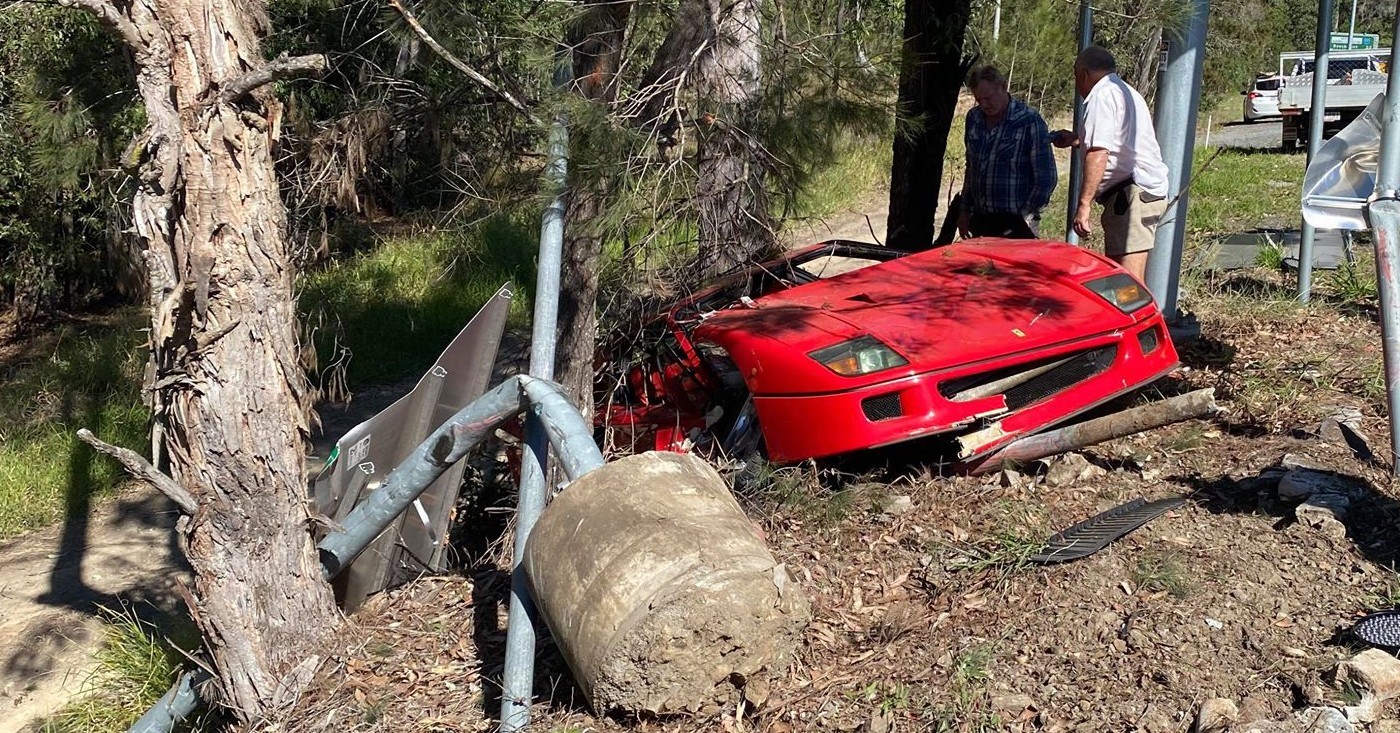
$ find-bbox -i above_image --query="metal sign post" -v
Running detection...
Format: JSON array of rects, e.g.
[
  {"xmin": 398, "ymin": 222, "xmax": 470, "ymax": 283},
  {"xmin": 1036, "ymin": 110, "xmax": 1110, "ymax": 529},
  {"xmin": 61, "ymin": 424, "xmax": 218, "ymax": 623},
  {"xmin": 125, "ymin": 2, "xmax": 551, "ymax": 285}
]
[
  {"xmin": 1366, "ymin": 18, "xmax": 1400, "ymax": 473},
  {"xmin": 1065, "ymin": 0, "xmax": 1092, "ymax": 245},
  {"xmin": 1298, "ymin": 0, "xmax": 1337, "ymax": 302},
  {"xmin": 1146, "ymin": 0, "xmax": 1209, "ymax": 321}
]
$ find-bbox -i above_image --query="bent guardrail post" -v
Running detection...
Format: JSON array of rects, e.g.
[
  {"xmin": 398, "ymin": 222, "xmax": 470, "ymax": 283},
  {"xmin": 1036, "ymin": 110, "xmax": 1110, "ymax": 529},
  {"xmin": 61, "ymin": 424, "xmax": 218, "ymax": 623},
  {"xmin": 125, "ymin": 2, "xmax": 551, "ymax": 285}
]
[
  {"xmin": 126, "ymin": 376, "xmax": 601, "ymax": 733},
  {"xmin": 1367, "ymin": 30, "xmax": 1400, "ymax": 474},
  {"xmin": 317, "ymin": 375, "xmax": 603, "ymax": 579},
  {"xmin": 127, "ymin": 670, "xmax": 207, "ymax": 733},
  {"xmin": 501, "ymin": 52, "xmax": 572, "ymax": 732}
]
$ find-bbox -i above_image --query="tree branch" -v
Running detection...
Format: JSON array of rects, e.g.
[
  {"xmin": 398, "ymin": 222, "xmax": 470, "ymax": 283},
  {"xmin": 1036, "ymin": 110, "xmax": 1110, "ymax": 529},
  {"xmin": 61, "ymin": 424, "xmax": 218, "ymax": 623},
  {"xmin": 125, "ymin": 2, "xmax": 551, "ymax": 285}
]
[
  {"xmin": 55, "ymin": 0, "xmax": 145, "ymax": 52},
  {"xmin": 386, "ymin": 0, "xmax": 543, "ymax": 127},
  {"xmin": 77, "ymin": 428, "xmax": 199, "ymax": 513},
  {"xmin": 221, "ymin": 53, "xmax": 328, "ymax": 103}
]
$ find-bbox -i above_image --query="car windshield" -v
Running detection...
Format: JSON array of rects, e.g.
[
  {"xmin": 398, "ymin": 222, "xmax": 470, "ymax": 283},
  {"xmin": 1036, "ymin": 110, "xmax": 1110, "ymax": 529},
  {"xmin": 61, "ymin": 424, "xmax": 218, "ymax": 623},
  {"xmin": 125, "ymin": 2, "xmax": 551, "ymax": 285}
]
[{"xmin": 1254, "ymin": 78, "xmax": 1280, "ymax": 91}]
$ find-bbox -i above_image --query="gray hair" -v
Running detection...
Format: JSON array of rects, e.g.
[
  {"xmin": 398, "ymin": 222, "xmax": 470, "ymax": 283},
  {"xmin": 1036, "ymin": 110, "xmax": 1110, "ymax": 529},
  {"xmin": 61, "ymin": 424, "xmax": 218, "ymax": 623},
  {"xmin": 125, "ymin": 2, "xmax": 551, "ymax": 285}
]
[
  {"xmin": 1076, "ymin": 45, "xmax": 1117, "ymax": 73},
  {"xmin": 965, "ymin": 65, "xmax": 1007, "ymax": 89}
]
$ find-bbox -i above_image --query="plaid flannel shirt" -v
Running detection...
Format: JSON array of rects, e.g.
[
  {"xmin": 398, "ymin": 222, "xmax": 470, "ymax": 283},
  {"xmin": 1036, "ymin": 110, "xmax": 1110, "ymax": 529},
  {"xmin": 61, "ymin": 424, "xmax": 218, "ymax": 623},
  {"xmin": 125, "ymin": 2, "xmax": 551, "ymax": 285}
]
[{"xmin": 963, "ymin": 98, "xmax": 1057, "ymax": 217}]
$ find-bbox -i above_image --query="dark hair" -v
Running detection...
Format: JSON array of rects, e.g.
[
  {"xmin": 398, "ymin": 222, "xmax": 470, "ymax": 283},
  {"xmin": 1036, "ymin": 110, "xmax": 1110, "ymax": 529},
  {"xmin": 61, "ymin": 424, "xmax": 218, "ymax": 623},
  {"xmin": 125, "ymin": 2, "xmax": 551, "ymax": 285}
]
[
  {"xmin": 965, "ymin": 65, "xmax": 1007, "ymax": 88},
  {"xmin": 1076, "ymin": 45, "xmax": 1117, "ymax": 73}
]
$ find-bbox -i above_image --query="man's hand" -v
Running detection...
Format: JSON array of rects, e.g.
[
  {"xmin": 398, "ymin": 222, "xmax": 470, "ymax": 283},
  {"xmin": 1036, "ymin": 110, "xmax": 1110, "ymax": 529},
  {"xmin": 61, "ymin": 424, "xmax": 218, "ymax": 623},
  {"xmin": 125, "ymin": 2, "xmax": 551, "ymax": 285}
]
[
  {"xmin": 1051, "ymin": 130, "xmax": 1079, "ymax": 149},
  {"xmin": 957, "ymin": 209, "xmax": 971, "ymax": 240},
  {"xmin": 1073, "ymin": 207, "xmax": 1093, "ymax": 238}
]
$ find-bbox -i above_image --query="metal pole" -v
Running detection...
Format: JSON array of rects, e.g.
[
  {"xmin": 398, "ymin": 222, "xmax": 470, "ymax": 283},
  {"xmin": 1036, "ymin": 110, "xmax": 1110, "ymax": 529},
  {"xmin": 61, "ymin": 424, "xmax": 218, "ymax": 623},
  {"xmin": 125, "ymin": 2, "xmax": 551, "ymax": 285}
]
[
  {"xmin": 1346, "ymin": 0, "xmax": 1357, "ymax": 49},
  {"xmin": 1145, "ymin": 0, "xmax": 1209, "ymax": 320},
  {"xmin": 1065, "ymin": 0, "xmax": 1092, "ymax": 244},
  {"xmin": 500, "ymin": 55, "xmax": 571, "ymax": 732},
  {"xmin": 1298, "ymin": 0, "xmax": 1336, "ymax": 302},
  {"xmin": 1365, "ymin": 23, "xmax": 1400, "ymax": 474}
]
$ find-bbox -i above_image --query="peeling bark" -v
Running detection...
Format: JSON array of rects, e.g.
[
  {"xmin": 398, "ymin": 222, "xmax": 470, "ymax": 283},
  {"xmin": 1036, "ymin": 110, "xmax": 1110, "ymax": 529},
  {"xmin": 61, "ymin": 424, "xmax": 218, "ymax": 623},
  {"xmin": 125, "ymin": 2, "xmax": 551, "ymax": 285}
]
[
  {"xmin": 63, "ymin": 0, "xmax": 338, "ymax": 722},
  {"xmin": 692, "ymin": 0, "xmax": 777, "ymax": 276}
]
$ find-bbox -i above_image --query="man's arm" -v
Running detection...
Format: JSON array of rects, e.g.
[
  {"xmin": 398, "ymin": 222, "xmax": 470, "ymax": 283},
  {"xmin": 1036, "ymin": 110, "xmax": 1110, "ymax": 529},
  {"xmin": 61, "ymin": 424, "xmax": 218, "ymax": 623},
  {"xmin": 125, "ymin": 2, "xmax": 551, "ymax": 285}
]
[
  {"xmin": 1073, "ymin": 147, "xmax": 1109, "ymax": 238},
  {"xmin": 1026, "ymin": 116, "xmax": 1057, "ymax": 213}
]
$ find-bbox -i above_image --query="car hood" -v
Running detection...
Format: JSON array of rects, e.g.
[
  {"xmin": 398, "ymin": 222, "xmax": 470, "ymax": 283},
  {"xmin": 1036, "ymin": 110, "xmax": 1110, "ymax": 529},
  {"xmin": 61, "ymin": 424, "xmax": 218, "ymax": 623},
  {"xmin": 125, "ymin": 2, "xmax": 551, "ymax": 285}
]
[{"xmin": 694, "ymin": 240, "xmax": 1150, "ymax": 395}]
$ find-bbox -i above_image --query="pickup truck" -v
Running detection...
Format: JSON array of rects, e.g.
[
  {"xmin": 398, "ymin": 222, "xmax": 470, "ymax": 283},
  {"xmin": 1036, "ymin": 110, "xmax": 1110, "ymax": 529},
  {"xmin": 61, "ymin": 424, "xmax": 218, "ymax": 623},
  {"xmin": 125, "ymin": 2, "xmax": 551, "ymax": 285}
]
[{"xmin": 1277, "ymin": 49, "xmax": 1389, "ymax": 149}]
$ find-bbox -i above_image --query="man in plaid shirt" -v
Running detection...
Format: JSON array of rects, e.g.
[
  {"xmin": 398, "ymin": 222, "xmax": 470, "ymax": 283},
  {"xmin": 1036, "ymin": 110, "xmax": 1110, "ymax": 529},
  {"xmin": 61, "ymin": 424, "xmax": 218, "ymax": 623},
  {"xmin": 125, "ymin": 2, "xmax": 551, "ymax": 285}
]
[{"xmin": 957, "ymin": 65, "xmax": 1058, "ymax": 239}]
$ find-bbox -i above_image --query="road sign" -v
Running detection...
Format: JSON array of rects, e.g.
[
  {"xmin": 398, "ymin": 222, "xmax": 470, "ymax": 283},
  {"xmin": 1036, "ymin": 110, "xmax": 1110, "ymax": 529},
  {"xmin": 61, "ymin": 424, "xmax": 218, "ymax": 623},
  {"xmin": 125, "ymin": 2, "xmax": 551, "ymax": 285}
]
[{"xmin": 1330, "ymin": 32, "xmax": 1379, "ymax": 50}]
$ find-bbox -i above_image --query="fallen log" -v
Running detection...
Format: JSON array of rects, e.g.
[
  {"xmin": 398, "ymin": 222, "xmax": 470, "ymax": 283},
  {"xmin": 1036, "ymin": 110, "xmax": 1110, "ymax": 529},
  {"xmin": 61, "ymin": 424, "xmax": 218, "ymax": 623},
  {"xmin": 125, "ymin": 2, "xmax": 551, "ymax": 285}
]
[
  {"xmin": 970, "ymin": 387, "xmax": 1220, "ymax": 474},
  {"xmin": 523, "ymin": 451, "xmax": 810, "ymax": 716}
]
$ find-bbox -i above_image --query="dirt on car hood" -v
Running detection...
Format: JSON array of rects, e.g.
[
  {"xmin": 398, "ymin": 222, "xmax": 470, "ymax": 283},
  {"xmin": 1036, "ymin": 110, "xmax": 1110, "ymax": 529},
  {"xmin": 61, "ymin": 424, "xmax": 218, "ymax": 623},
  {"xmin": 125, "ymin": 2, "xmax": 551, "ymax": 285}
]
[{"xmin": 696, "ymin": 241, "xmax": 1146, "ymax": 395}]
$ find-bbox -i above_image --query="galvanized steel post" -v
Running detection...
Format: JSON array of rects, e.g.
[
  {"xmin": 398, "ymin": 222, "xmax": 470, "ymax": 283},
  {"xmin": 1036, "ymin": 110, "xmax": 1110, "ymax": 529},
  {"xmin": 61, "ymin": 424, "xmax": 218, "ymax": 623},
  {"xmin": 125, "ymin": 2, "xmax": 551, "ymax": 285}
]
[
  {"xmin": 1145, "ymin": 0, "xmax": 1209, "ymax": 319},
  {"xmin": 1298, "ymin": 0, "xmax": 1336, "ymax": 302},
  {"xmin": 1065, "ymin": 0, "xmax": 1093, "ymax": 245},
  {"xmin": 500, "ymin": 57, "xmax": 572, "ymax": 732},
  {"xmin": 1366, "ymin": 24, "xmax": 1400, "ymax": 474}
]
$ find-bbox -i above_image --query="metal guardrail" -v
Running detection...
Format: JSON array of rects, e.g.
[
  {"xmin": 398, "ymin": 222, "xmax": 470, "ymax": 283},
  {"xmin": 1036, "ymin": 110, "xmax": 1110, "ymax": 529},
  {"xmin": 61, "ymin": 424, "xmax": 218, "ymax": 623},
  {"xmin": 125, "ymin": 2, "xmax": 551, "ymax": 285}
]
[{"xmin": 128, "ymin": 375, "xmax": 604, "ymax": 733}]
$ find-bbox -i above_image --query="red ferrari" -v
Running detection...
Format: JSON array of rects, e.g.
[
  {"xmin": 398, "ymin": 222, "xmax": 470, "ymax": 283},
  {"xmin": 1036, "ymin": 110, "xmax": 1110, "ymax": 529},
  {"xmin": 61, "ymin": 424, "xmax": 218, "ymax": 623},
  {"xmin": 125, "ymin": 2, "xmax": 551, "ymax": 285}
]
[{"xmin": 598, "ymin": 239, "xmax": 1179, "ymax": 466}]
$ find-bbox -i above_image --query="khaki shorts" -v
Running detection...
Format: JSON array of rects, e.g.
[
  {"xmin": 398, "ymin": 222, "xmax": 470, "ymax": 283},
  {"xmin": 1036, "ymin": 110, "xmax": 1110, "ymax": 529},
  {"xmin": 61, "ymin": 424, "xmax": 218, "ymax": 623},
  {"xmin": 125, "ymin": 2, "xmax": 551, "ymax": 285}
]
[{"xmin": 1100, "ymin": 183, "xmax": 1168, "ymax": 257}]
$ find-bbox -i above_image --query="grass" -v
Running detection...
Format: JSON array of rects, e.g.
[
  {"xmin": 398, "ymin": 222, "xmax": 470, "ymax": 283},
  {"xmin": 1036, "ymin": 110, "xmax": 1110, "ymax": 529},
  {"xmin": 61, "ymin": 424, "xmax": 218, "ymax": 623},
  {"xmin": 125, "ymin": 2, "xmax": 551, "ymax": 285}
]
[
  {"xmin": 0, "ymin": 310, "xmax": 148, "ymax": 539},
  {"xmin": 41, "ymin": 607, "xmax": 209, "ymax": 733},
  {"xmin": 792, "ymin": 132, "xmax": 894, "ymax": 220},
  {"xmin": 927, "ymin": 644, "xmax": 1001, "ymax": 733},
  {"xmin": 1132, "ymin": 549, "xmax": 1193, "ymax": 599},
  {"xmin": 298, "ymin": 213, "xmax": 538, "ymax": 386}
]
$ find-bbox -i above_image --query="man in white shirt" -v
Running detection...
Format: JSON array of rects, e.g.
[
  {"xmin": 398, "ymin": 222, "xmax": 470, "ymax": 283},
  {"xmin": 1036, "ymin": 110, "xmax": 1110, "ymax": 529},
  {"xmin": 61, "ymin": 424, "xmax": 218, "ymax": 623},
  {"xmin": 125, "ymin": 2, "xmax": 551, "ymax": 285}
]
[{"xmin": 1052, "ymin": 46, "xmax": 1170, "ymax": 284}]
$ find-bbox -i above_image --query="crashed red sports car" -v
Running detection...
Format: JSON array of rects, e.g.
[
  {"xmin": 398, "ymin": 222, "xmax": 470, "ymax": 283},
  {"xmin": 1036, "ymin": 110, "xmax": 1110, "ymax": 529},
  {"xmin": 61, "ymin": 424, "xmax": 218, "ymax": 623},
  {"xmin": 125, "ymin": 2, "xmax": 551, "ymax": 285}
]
[{"xmin": 597, "ymin": 238, "xmax": 1178, "ymax": 467}]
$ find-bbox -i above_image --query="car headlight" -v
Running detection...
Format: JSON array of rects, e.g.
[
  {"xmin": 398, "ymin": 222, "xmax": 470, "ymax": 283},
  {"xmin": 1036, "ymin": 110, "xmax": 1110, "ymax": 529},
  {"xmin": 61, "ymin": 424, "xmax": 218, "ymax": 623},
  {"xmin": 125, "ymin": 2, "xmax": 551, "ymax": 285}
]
[
  {"xmin": 809, "ymin": 336, "xmax": 908, "ymax": 376},
  {"xmin": 1085, "ymin": 274, "xmax": 1153, "ymax": 313}
]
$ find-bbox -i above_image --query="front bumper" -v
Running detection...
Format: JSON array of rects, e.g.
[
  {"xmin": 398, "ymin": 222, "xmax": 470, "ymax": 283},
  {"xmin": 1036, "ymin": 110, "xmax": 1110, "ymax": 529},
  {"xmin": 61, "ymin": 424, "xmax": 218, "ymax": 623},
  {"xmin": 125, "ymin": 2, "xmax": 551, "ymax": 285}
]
[{"xmin": 753, "ymin": 317, "xmax": 1178, "ymax": 462}]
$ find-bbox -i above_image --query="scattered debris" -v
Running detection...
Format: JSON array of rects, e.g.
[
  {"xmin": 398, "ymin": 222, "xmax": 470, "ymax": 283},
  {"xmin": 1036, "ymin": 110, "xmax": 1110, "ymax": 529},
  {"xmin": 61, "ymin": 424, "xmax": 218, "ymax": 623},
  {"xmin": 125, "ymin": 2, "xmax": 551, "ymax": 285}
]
[
  {"xmin": 1335, "ymin": 648, "xmax": 1400, "ymax": 722},
  {"xmin": 876, "ymin": 494, "xmax": 914, "ymax": 516},
  {"xmin": 1193, "ymin": 697, "xmax": 1238, "ymax": 733},
  {"xmin": 1041, "ymin": 452, "xmax": 1107, "ymax": 487},
  {"xmin": 1028, "ymin": 496, "xmax": 1187, "ymax": 564},
  {"xmin": 1294, "ymin": 493, "xmax": 1350, "ymax": 540},
  {"xmin": 1352, "ymin": 610, "xmax": 1400, "ymax": 648}
]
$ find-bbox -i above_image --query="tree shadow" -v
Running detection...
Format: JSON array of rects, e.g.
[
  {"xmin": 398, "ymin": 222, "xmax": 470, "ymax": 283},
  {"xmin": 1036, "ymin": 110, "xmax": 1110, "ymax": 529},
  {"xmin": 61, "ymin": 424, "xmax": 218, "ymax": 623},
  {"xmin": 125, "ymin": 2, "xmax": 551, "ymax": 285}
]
[{"xmin": 9, "ymin": 331, "xmax": 189, "ymax": 695}]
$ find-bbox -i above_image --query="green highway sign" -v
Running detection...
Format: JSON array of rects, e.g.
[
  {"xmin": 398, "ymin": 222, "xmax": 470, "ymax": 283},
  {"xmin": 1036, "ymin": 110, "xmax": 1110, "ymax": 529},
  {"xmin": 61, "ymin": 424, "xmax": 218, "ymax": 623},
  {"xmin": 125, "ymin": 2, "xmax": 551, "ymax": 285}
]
[{"xmin": 1330, "ymin": 33, "xmax": 1379, "ymax": 50}]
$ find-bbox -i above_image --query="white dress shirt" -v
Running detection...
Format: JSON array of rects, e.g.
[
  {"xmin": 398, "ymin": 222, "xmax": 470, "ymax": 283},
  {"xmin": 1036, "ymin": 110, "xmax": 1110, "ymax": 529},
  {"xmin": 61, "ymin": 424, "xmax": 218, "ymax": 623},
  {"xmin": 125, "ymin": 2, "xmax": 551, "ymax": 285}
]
[{"xmin": 1083, "ymin": 73, "xmax": 1169, "ymax": 197}]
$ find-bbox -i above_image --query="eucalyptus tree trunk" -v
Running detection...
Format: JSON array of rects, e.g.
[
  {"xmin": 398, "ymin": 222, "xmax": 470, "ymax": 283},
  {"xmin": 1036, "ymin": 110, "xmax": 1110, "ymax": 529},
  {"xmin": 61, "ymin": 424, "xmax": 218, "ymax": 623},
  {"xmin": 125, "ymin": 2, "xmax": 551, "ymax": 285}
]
[
  {"xmin": 556, "ymin": 0, "xmax": 631, "ymax": 411},
  {"xmin": 886, "ymin": 0, "xmax": 972, "ymax": 250},
  {"xmin": 693, "ymin": 0, "xmax": 777, "ymax": 277},
  {"xmin": 59, "ymin": 0, "xmax": 337, "ymax": 721}
]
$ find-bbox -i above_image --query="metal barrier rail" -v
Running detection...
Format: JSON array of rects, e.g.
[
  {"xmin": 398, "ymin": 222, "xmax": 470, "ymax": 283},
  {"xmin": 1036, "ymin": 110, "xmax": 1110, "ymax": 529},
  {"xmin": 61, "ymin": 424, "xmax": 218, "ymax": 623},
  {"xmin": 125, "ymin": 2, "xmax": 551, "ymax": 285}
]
[{"xmin": 128, "ymin": 374, "xmax": 605, "ymax": 733}]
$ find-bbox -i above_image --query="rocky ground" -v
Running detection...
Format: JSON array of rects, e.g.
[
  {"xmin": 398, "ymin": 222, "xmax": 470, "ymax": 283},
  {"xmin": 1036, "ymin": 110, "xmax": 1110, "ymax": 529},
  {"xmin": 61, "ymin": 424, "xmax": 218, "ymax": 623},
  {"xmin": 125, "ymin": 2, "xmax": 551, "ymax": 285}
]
[{"xmin": 268, "ymin": 266, "xmax": 1400, "ymax": 733}]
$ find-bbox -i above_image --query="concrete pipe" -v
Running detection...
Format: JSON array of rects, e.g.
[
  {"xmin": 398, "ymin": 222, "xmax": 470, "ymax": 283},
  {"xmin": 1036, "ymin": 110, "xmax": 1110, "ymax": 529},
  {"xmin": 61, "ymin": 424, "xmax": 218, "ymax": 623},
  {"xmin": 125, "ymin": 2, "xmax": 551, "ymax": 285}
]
[{"xmin": 523, "ymin": 451, "xmax": 810, "ymax": 716}]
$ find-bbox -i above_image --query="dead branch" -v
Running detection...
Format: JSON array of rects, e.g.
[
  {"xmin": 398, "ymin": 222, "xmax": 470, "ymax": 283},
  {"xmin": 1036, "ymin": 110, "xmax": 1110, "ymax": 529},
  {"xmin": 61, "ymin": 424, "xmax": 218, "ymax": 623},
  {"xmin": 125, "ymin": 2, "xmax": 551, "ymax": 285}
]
[
  {"xmin": 969, "ymin": 387, "xmax": 1220, "ymax": 474},
  {"xmin": 55, "ymin": 0, "xmax": 144, "ymax": 52},
  {"xmin": 385, "ymin": 0, "xmax": 542, "ymax": 127},
  {"xmin": 77, "ymin": 428, "xmax": 199, "ymax": 513},
  {"xmin": 221, "ymin": 53, "xmax": 328, "ymax": 103}
]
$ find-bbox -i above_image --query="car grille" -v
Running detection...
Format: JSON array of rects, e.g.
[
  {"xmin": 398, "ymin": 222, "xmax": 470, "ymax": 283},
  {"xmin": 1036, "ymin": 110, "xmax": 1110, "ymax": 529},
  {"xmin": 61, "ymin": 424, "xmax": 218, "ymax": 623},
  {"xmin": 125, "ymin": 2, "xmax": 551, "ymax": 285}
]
[
  {"xmin": 940, "ymin": 346, "xmax": 1118, "ymax": 411},
  {"xmin": 861, "ymin": 393, "xmax": 903, "ymax": 421}
]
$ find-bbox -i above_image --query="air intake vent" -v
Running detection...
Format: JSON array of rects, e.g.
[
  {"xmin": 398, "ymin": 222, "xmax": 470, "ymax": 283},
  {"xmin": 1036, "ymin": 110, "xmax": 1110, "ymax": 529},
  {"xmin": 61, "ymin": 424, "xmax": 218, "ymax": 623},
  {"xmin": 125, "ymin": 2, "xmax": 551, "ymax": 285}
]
[{"xmin": 861, "ymin": 393, "xmax": 903, "ymax": 421}]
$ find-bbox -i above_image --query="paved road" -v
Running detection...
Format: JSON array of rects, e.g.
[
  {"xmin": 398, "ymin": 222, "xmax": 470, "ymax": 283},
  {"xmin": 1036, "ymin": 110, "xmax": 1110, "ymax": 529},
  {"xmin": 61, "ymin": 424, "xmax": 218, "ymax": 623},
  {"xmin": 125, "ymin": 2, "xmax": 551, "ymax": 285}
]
[{"xmin": 1203, "ymin": 118, "xmax": 1286, "ymax": 150}]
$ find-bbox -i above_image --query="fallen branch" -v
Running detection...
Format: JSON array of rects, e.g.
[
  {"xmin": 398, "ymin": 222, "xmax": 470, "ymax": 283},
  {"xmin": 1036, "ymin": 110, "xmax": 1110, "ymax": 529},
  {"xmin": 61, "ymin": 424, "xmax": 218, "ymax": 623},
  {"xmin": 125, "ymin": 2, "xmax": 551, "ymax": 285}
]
[
  {"xmin": 77, "ymin": 428, "xmax": 199, "ymax": 513},
  {"xmin": 969, "ymin": 387, "xmax": 1220, "ymax": 474},
  {"xmin": 385, "ymin": 0, "xmax": 542, "ymax": 127},
  {"xmin": 221, "ymin": 53, "xmax": 328, "ymax": 103}
]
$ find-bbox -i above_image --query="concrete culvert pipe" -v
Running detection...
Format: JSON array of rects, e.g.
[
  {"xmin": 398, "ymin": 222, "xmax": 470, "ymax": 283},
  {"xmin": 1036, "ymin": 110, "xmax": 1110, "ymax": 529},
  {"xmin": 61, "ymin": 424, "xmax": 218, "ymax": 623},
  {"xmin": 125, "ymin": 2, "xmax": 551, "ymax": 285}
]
[{"xmin": 523, "ymin": 451, "xmax": 810, "ymax": 716}]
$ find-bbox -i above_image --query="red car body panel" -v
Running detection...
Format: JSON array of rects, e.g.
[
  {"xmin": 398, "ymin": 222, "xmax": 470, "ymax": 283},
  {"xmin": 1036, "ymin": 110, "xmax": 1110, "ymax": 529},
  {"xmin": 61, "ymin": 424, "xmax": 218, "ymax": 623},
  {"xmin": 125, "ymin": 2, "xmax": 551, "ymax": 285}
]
[{"xmin": 597, "ymin": 239, "xmax": 1179, "ymax": 464}]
